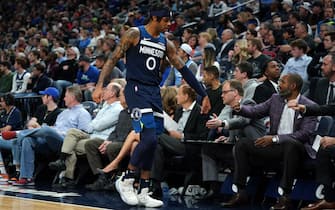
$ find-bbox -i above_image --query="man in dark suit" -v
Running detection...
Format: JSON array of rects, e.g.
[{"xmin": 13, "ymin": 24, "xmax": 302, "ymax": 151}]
[
  {"xmin": 224, "ymin": 73, "xmax": 318, "ymax": 210},
  {"xmin": 287, "ymin": 102, "xmax": 335, "ymax": 210},
  {"xmin": 150, "ymin": 84, "xmax": 208, "ymax": 197},
  {"xmin": 308, "ymin": 52, "xmax": 335, "ymax": 105},
  {"xmin": 253, "ymin": 59, "xmax": 280, "ymax": 104},
  {"xmin": 202, "ymin": 79, "xmax": 266, "ymax": 195},
  {"xmin": 216, "ymin": 29, "xmax": 235, "ymax": 63}
]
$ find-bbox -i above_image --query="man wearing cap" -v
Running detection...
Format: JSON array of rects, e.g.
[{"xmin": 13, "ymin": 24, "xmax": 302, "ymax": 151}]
[
  {"xmin": 14, "ymin": 85, "xmax": 91, "ymax": 186},
  {"xmin": 0, "ymin": 87, "xmax": 62, "ymax": 182},
  {"xmin": 93, "ymin": 3, "xmax": 210, "ymax": 208},
  {"xmin": 164, "ymin": 43, "xmax": 198, "ymax": 87},
  {"xmin": 76, "ymin": 55, "xmax": 100, "ymax": 101}
]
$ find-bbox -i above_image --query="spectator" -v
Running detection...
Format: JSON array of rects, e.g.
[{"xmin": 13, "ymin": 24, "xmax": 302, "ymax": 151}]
[
  {"xmin": 233, "ymin": 61, "xmax": 259, "ymax": 100},
  {"xmin": 216, "ymin": 29, "xmax": 235, "ymax": 65},
  {"xmin": 281, "ymin": 39, "xmax": 312, "ymax": 83},
  {"xmin": 196, "ymin": 43, "xmax": 220, "ymax": 82},
  {"xmin": 203, "ymin": 79, "xmax": 266, "ymax": 195},
  {"xmin": 226, "ymin": 39, "xmax": 249, "ymax": 74},
  {"xmin": 226, "ymin": 73, "xmax": 317, "ymax": 209},
  {"xmin": 0, "ymin": 61, "xmax": 14, "ymax": 94},
  {"xmin": 202, "ymin": 65, "xmax": 225, "ymax": 116},
  {"xmin": 208, "ymin": 0, "xmax": 228, "ymax": 18},
  {"xmin": 164, "ymin": 43, "xmax": 197, "ymax": 87},
  {"xmin": 85, "ymin": 87, "xmax": 133, "ymax": 190},
  {"xmin": 253, "ymin": 59, "xmax": 280, "ymax": 104},
  {"xmin": 29, "ymin": 63, "xmax": 52, "ymax": 94},
  {"xmin": 294, "ymin": 22, "xmax": 315, "ymax": 54},
  {"xmin": 14, "ymin": 85, "xmax": 91, "ymax": 185},
  {"xmin": 287, "ymin": 102, "xmax": 335, "ymax": 210},
  {"xmin": 11, "ymin": 57, "xmax": 31, "ymax": 94},
  {"xmin": 48, "ymin": 82, "xmax": 123, "ymax": 187},
  {"xmin": 88, "ymin": 26, "xmax": 104, "ymax": 48},
  {"xmin": 308, "ymin": 52, "xmax": 335, "ymax": 105},
  {"xmin": 150, "ymin": 84, "xmax": 208, "ymax": 198},
  {"xmin": 78, "ymin": 29, "xmax": 91, "ymax": 54},
  {"xmin": 247, "ymin": 38, "xmax": 271, "ymax": 81},
  {"xmin": 53, "ymin": 47, "xmax": 66, "ymax": 64},
  {"xmin": 0, "ymin": 93, "xmax": 23, "ymax": 179},
  {"xmin": 76, "ymin": 55, "xmax": 100, "ymax": 101},
  {"xmin": 53, "ymin": 46, "xmax": 79, "ymax": 98}
]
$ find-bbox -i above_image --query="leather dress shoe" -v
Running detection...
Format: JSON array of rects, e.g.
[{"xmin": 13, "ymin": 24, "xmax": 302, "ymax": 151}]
[
  {"xmin": 220, "ymin": 191, "xmax": 248, "ymax": 208},
  {"xmin": 49, "ymin": 159, "xmax": 66, "ymax": 171},
  {"xmin": 270, "ymin": 196, "xmax": 290, "ymax": 210},
  {"xmin": 301, "ymin": 199, "xmax": 335, "ymax": 210}
]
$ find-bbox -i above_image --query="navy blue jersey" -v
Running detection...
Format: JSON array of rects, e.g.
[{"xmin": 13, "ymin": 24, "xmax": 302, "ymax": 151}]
[{"xmin": 126, "ymin": 26, "xmax": 167, "ymax": 86}]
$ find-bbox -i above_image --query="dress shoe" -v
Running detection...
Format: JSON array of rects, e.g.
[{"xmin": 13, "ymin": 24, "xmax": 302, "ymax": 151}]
[
  {"xmin": 270, "ymin": 195, "xmax": 290, "ymax": 210},
  {"xmin": 49, "ymin": 159, "xmax": 66, "ymax": 171},
  {"xmin": 220, "ymin": 191, "xmax": 248, "ymax": 208},
  {"xmin": 301, "ymin": 199, "xmax": 335, "ymax": 210}
]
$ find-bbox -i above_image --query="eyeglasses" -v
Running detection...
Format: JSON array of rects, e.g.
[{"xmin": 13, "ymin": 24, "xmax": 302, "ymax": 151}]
[{"xmin": 222, "ymin": 89, "xmax": 235, "ymax": 94}]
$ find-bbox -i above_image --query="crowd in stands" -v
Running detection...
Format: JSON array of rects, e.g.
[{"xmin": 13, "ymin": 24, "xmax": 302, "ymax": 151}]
[{"xmin": 0, "ymin": 0, "xmax": 335, "ymax": 209}]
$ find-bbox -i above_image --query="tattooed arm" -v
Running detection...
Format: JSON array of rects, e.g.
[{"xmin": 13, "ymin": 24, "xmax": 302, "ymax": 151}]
[
  {"xmin": 165, "ymin": 39, "xmax": 211, "ymax": 114},
  {"xmin": 93, "ymin": 27, "xmax": 140, "ymax": 102}
]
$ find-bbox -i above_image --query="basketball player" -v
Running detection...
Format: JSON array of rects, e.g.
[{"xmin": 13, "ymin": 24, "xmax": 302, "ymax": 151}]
[{"xmin": 92, "ymin": 3, "xmax": 210, "ymax": 208}]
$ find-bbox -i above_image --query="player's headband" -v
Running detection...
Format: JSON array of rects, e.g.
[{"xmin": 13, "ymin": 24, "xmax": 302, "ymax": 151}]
[{"xmin": 150, "ymin": 9, "xmax": 172, "ymax": 18}]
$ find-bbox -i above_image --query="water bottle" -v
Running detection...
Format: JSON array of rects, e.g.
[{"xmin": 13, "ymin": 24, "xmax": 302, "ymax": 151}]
[{"xmin": 161, "ymin": 182, "xmax": 169, "ymax": 198}]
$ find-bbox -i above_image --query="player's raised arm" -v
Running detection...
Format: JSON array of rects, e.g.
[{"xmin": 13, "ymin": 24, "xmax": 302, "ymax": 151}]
[
  {"xmin": 165, "ymin": 39, "xmax": 211, "ymax": 114},
  {"xmin": 92, "ymin": 27, "xmax": 140, "ymax": 102}
]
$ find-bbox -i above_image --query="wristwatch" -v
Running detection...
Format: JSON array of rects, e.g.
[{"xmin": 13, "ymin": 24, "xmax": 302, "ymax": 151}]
[{"xmin": 272, "ymin": 135, "xmax": 279, "ymax": 143}]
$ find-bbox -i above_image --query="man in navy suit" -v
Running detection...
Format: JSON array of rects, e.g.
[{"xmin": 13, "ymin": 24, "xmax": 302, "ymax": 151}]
[
  {"xmin": 287, "ymin": 102, "xmax": 335, "ymax": 210},
  {"xmin": 224, "ymin": 73, "xmax": 318, "ymax": 210}
]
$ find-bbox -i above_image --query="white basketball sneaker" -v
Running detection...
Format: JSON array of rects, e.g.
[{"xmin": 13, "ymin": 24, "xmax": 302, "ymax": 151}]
[
  {"xmin": 137, "ymin": 187, "xmax": 164, "ymax": 208},
  {"xmin": 115, "ymin": 173, "xmax": 138, "ymax": 206}
]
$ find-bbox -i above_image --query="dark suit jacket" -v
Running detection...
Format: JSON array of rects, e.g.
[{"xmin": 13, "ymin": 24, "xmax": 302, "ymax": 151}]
[
  {"xmin": 253, "ymin": 79, "xmax": 277, "ymax": 104},
  {"xmin": 217, "ymin": 40, "xmax": 235, "ymax": 60},
  {"xmin": 308, "ymin": 78, "xmax": 329, "ymax": 105},
  {"xmin": 174, "ymin": 103, "xmax": 208, "ymax": 140},
  {"xmin": 239, "ymin": 94, "xmax": 318, "ymax": 158},
  {"xmin": 305, "ymin": 104, "xmax": 335, "ymax": 116},
  {"xmin": 225, "ymin": 98, "xmax": 266, "ymax": 142}
]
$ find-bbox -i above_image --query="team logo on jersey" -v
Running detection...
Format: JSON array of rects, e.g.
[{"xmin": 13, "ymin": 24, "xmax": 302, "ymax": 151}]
[{"xmin": 131, "ymin": 108, "xmax": 142, "ymax": 121}]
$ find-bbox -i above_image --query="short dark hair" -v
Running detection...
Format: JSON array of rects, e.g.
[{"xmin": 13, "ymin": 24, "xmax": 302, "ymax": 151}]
[
  {"xmin": 289, "ymin": 11, "xmax": 300, "ymax": 21},
  {"xmin": 204, "ymin": 65, "xmax": 220, "ymax": 79},
  {"xmin": 31, "ymin": 50, "xmax": 40, "ymax": 59},
  {"xmin": 237, "ymin": 61, "xmax": 253, "ymax": 79},
  {"xmin": 248, "ymin": 29, "xmax": 258, "ymax": 37},
  {"xmin": 180, "ymin": 84, "xmax": 197, "ymax": 102},
  {"xmin": 225, "ymin": 79, "xmax": 244, "ymax": 96},
  {"xmin": 325, "ymin": 31, "xmax": 335, "ymax": 42},
  {"xmin": 290, "ymin": 39, "xmax": 308, "ymax": 53},
  {"xmin": 249, "ymin": 38, "xmax": 263, "ymax": 51},
  {"xmin": 286, "ymin": 73, "xmax": 303, "ymax": 92},
  {"xmin": 0, "ymin": 61, "xmax": 11, "ymax": 69},
  {"xmin": 33, "ymin": 63, "xmax": 45, "ymax": 73},
  {"xmin": 0, "ymin": 93, "xmax": 15, "ymax": 106}
]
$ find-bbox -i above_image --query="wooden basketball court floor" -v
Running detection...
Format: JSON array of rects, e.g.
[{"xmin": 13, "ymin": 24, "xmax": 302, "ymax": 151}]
[{"xmin": 0, "ymin": 195, "xmax": 108, "ymax": 210}]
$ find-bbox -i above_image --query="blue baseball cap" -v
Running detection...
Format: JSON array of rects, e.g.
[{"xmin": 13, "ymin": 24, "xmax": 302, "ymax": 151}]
[{"xmin": 39, "ymin": 87, "xmax": 60, "ymax": 100}]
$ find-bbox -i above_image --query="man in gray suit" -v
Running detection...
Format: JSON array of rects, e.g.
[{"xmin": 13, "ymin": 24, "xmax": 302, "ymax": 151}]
[
  {"xmin": 225, "ymin": 73, "xmax": 318, "ymax": 210},
  {"xmin": 202, "ymin": 79, "xmax": 266, "ymax": 196}
]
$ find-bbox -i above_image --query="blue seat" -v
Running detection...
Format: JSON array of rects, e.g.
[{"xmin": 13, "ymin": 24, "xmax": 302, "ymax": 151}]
[{"xmin": 81, "ymin": 101, "xmax": 98, "ymax": 116}]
